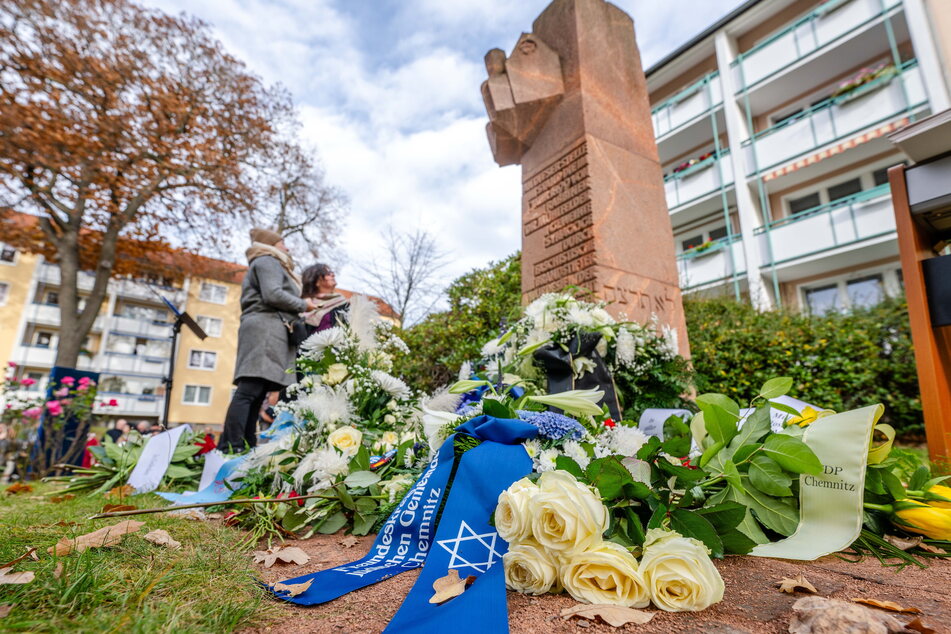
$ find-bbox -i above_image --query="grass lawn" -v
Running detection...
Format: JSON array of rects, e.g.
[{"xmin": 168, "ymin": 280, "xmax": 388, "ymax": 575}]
[{"xmin": 0, "ymin": 483, "xmax": 274, "ymax": 633}]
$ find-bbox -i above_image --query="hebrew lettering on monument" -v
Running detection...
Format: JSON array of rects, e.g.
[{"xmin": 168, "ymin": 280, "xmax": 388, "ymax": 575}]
[{"xmin": 481, "ymin": 0, "xmax": 689, "ymax": 356}]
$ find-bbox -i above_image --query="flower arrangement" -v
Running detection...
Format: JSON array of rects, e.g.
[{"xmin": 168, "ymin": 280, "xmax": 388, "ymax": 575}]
[
  {"xmin": 476, "ymin": 293, "xmax": 692, "ymax": 416},
  {"xmin": 670, "ymin": 151, "xmax": 715, "ymax": 176},
  {"xmin": 228, "ymin": 295, "xmax": 426, "ymax": 540},
  {"xmin": 831, "ymin": 62, "xmax": 897, "ymax": 100}
]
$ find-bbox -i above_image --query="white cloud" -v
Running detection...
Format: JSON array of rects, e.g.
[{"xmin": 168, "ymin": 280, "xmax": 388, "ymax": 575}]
[{"xmin": 141, "ymin": 0, "xmax": 746, "ymax": 300}]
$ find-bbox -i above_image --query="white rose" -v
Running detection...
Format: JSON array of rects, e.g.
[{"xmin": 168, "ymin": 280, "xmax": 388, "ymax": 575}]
[
  {"xmin": 327, "ymin": 425, "xmax": 363, "ymax": 456},
  {"xmin": 495, "ymin": 477, "xmax": 538, "ymax": 543},
  {"xmin": 638, "ymin": 528, "xmax": 724, "ymax": 612},
  {"xmin": 503, "ymin": 539, "xmax": 561, "ymax": 595},
  {"xmin": 561, "ymin": 541, "xmax": 649, "ymax": 607},
  {"xmin": 381, "ymin": 430, "xmax": 399, "ymax": 447},
  {"xmin": 321, "ymin": 363, "xmax": 349, "ymax": 386},
  {"xmin": 530, "ymin": 471, "xmax": 608, "ymax": 556},
  {"xmin": 383, "ymin": 414, "xmax": 397, "ymax": 425}
]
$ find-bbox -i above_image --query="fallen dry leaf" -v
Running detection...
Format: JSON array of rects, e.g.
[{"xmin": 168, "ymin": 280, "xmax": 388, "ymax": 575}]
[
  {"xmin": 101, "ymin": 504, "xmax": 137, "ymax": 514},
  {"xmin": 560, "ymin": 604, "xmax": 654, "ymax": 627},
  {"xmin": 0, "ymin": 604, "xmax": 10, "ymax": 618},
  {"xmin": 905, "ymin": 617, "xmax": 937, "ymax": 633},
  {"xmin": 50, "ymin": 494, "xmax": 75, "ymax": 504},
  {"xmin": 4, "ymin": 482, "xmax": 32, "ymax": 495},
  {"xmin": 48, "ymin": 520, "xmax": 144, "ymax": 556},
  {"xmin": 205, "ymin": 512, "xmax": 223, "ymax": 520},
  {"xmin": 53, "ymin": 563, "xmax": 63, "ymax": 579},
  {"xmin": 791, "ymin": 597, "xmax": 904, "ymax": 634},
  {"xmin": 105, "ymin": 484, "xmax": 135, "ymax": 500},
  {"xmin": 170, "ymin": 510, "xmax": 207, "ymax": 521},
  {"xmin": 429, "ymin": 569, "xmax": 475, "ymax": 604},
  {"xmin": 272, "ymin": 579, "xmax": 313, "ymax": 597},
  {"xmin": 851, "ymin": 598, "xmax": 922, "ymax": 614},
  {"xmin": 917, "ymin": 541, "xmax": 947, "ymax": 554},
  {"xmin": 252, "ymin": 546, "xmax": 310, "ymax": 568},
  {"xmin": 339, "ymin": 535, "xmax": 359, "ymax": 548},
  {"xmin": 0, "ymin": 547, "xmax": 37, "ymax": 569},
  {"xmin": 884, "ymin": 534, "xmax": 922, "ymax": 551},
  {"xmin": 777, "ymin": 573, "xmax": 818, "ymax": 594},
  {"xmin": 143, "ymin": 529, "xmax": 181, "ymax": 550},
  {"xmin": 53, "ymin": 521, "xmax": 78, "ymax": 528},
  {"xmin": 0, "ymin": 567, "xmax": 35, "ymax": 585}
]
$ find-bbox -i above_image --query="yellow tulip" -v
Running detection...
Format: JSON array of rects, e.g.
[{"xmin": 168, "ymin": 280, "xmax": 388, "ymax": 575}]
[
  {"xmin": 893, "ymin": 500, "xmax": 951, "ymax": 540},
  {"xmin": 926, "ymin": 484, "xmax": 951, "ymax": 509},
  {"xmin": 786, "ymin": 406, "xmax": 835, "ymax": 428}
]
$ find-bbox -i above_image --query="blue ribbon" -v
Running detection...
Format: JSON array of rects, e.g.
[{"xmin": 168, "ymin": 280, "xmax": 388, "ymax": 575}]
[{"xmin": 271, "ymin": 415, "xmax": 538, "ymax": 633}]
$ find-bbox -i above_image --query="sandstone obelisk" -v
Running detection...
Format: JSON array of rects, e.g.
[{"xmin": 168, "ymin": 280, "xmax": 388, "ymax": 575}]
[{"xmin": 481, "ymin": 0, "xmax": 689, "ymax": 355}]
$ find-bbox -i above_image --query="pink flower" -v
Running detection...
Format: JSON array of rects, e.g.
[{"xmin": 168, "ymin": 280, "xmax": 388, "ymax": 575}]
[
  {"xmin": 7, "ymin": 361, "xmax": 15, "ymax": 368},
  {"xmin": 21, "ymin": 378, "xmax": 36, "ymax": 387},
  {"xmin": 107, "ymin": 399, "xmax": 118, "ymax": 407},
  {"xmin": 54, "ymin": 387, "xmax": 69, "ymax": 398},
  {"xmin": 46, "ymin": 400, "xmax": 63, "ymax": 416},
  {"xmin": 77, "ymin": 384, "xmax": 89, "ymax": 392},
  {"xmin": 23, "ymin": 407, "xmax": 42, "ymax": 419},
  {"xmin": 4, "ymin": 404, "xmax": 11, "ymax": 410},
  {"xmin": 61, "ymin": 376, "xmax": 76, "ymax": 386},
  {"xmin": 77, "ymin": 377, "xmax": 92, "ymax": 386}
]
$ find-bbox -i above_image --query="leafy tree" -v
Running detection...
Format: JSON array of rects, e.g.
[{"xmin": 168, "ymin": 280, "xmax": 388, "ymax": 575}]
[
  {"xmin": 0, "ymin": 0, "xmax": 294, "ymax": 367},
  {"xmin": 398, "ymin": 253, "xmax": 522, "ymax": 392}
]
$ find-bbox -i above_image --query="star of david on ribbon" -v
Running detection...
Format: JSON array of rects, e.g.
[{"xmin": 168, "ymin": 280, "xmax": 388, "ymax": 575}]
[{"xmin": 435, "ymin": 521, "xmax": 502, "ymax": 573}]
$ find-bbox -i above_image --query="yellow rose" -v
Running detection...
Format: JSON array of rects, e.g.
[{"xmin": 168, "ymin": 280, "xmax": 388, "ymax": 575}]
[
  {"xmin": 327, "ymin": 425, "xmax": 363, "ymax": 456},
  {"xmin": 530, "ymin": 471, "xmax": 608, "ymax": 556},
  {"xmin": 496, "ymin": 478, "xmax": 538, "ymax": 543},
  {"xmin": 321, "ymin": 363, "xmax": 349, "ymax": 386},
  {"xmin": 381, "ymin": 431, "xmax": 399, "ymax": 448},
  {"xmin": 503, "ymin": 539, "xmax": 561, "ymax": 595},
  {"xmin": 561, "ymin": 541, "xmax": 648, "ymax": 607},
  {"xmin": 894, "ymin": 500, "xmax": 951, "ymax": 540},
  {"xmin": 638, "ymin": 528, "xmax": 724, "ymax": 612}
]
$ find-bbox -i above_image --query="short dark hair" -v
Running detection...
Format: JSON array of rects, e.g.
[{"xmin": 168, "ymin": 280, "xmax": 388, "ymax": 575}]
[{"xmin": 301, "ymin": 263, "xmax": 333, "ymax": 298}]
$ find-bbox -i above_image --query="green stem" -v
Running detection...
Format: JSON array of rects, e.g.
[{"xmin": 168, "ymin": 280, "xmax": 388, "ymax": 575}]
[{"xmin": 863, "ymin": 502, "xmax": 894, "ymax": 513}]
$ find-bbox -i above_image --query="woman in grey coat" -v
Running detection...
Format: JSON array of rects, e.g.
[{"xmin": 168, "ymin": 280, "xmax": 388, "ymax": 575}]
[{"xmin": 219, "ymin": 228, "xmax": 317, "ymax": 453}]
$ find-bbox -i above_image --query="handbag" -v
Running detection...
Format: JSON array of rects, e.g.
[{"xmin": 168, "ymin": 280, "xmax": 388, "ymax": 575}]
[{"xmin": 279, "ymin": 313, "xmax": 309, "ymax": 347}]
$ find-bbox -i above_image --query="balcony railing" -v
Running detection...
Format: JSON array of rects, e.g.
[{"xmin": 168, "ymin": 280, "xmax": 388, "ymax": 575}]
[
  {"xmin": 24, "ymin": 303, "xmax": 106, "ymax": 331},
  {"xmin": 733, "ymin": 0, "xmax": 901, "ymax": 91},
  {"xmin": 36, "ymin": 264, "xmax": 185, "ymax": 307},
  {"xmin": 652, "ymin": 71, "xmax": 722, "ymax": 140},
  {"xmin": 664, "ymin": 151, "xmax": 734, "ymax": 211},
  {"xmin": 742, "ymin": 61, "xmax": 924, "ymax": 176},
  {"xmin": 10, "ymin": 345, "xmax": 95, "ymax": 370},
  {"xmin": 109, "ymin": 315, "xmax": 173, "ymax": 339},
  {"xmin": 755, "ymin": 184, "xmax": 894, "ymax": 266},
  {"xmin": 99, "ymin": 353, "xmax": 169, "ymax": 377},
  {"xmin": 676, "ymin": 235, "xmax": 746, "ymax": 290}
]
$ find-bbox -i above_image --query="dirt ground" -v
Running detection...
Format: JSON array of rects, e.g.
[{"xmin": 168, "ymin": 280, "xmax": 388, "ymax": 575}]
[{"xmin": 245, "ymin": 532, "xmax": 951, "ymax": 634}]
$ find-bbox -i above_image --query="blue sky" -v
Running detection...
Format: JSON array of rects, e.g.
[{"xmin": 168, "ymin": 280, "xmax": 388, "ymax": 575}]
[{"xmin": 141, "ymin": 0, "xmax": 746, "ymax": 293}]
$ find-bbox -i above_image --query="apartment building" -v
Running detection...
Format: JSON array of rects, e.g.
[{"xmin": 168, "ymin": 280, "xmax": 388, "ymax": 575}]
[
  {"xmin": 647, "ymin": 0, "xmax": 951, "ymax": 313},
  {"xmin": 0, "ymin": 239, "xmax": 395, "ymax": 431}
]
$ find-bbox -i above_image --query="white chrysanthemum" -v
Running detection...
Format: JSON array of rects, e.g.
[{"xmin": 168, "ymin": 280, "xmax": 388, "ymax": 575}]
[
  {"xmin": 299, "ymin": 385, "xmax": 352, "ymax": 426},
  {"xmin": 371, "ymin": 370, "xmax": 410, "ymax": 398},
  {"xmin": 244, "ymin": 432, "xmax": 297, "ymax": 471},
  {"xmin": 296, "ymin": 447, "xmax": 350, "ymax": 492},
  {"xmin": 525, "ymin": 328, "xmax": 551, "ymax": 348},
  {"xmin": 524, "ymin": 297, "xmax": 549, "ymax": 321},
  {"xmin": 562, "ymin": 440, "xmax": 591, "ymax": 470},
  {"xmin": 481, "ymin": 337, "xmax": 505, "ymax": 357},
  {"xmin": 661, "ymin": 324, "xmax": 679, "ymax": 357},
  {"xmin": 300, "ymin": 326, "xmax": 347, "ymax": 358},
  {"xmin": 604, "ymin": 425, "xmax": 650, "ymax": 457},
  {"xmin": 535, "ymin": 448, "xmax": 559, "ymax": 472},
  {"xmin": 567, "ymin": 304, "xmax": 595, "ymax": 327},
  {"xmin": 616, "ymin": 327, "xmax": 637, "ymax": 366},
  {"xmin": 590, "ymin": 307, "xmax": 615, "ymax": 327},
  {"xmin": 523, "ymin": 438, "xmax": 542, "ymax": 459}
]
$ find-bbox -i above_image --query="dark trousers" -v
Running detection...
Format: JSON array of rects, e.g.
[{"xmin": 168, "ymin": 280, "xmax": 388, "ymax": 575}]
[{"xmin": 219, "ymin": 377, "xmax": 282, "ymax": 453}]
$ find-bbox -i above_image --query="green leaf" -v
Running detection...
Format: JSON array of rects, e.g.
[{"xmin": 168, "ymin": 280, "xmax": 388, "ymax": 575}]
[
  {"xmin": 865, "ymin": 467, "xmax": 886, "ymax": 495},
  {"xmin": 720, "ymin": 528, "xmax": 758, "ymax": 554},
  {"xmin": 698, "ymin": 440, "xmax": 725, "ymax": 468},
  {"xmin": 349, "ymin": 446, "xmax": 370, "ymax": 472},
  {"xmin": 635, "ymin": 436, "xmax": 662, "ymax": 461},
  {"xmin": 586, "ymin": 457, "xmax": 635, "ymax": 500},
  {"xmin": 909, "ymin": 466, "xmax": 930, "ymax": 491},
  {"xmin": 758, "ymin": 377, "xmax": 793, "ymax": 400},
  {"xmin": 742, "ymin": 476, "xmax": 800, "ymax": 536},
  {"xmin": 164, "ymin": 464, "xmax": 197, "ymax": 479},
  {"xmin": 334, "ymin": 484, "xmax": 356, "ymax": 510},
  {"xmin": 554, "ymin": 456, "xmax": 586, "ymax": 481},
  {"xmin": 481, "ymin": 398, "xmax": 516, "ymax": 419},
  {"xmin": 354, "ymin": 497, "xmax": 378, "ymax": 514},
  {"xmin": 731, "ymin": 407, "xmax": 772, "ymax": 449},
  {"xmin": 352, "ymin": 513, "xmax": 378, "ymax": 535},
  {"xmin": 748, "ymin": 455, "xmax": 793, "ymax": 497},
  {"xmin": 656, "ymin": 459, "xmax": 705, "ymax": 487},
  {"xmin": 344, "ymin": 470, "xmax": 381, "ymax": 488},
  {"xmin": 721, "ymin": 459, "xmax": 745, "ymax": 494},
  {"xmin": 761, "ymin": 434, "xmax": 822, "ymax": 475},
  {"xmin": 622, "ymin": 508, "xmax": 646, "ymax": 546},
  {"xmin": 768, "ymin": 400, "xmax": 802, "ymax": 419},
  {"xmin": 317, "ymin": 511, "xmax": 347, "ymax": 534},
  {"xmin": 696, "ymin": 393, "xmax": 740, "ymax": 446},
  {"xmin": 647, "ymin": 503, "xmax": 667, "ymax": 529},
  {"xmin": 670, "ymin": 509, "xmax": 723, "ymax": 558},
  {"xmin": 695, "ymin": 502, "xmax": 747, "ymax": 533},
  {"xmin": 731, "ymin": 443, "xmax": 762, "ymax": 466},
  {"xmin": 882, "ymin": 470, "xmax": 907, "ymax": 500},
  {"xmin": 281, "ymin": 509, "xmax": 309, "ymax": 533}
]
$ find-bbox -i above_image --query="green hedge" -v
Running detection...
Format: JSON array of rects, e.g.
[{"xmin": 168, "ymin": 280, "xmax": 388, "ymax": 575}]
[{"xmin": 684, "ymin": 296, "xmax": 922, "ymax": 434}]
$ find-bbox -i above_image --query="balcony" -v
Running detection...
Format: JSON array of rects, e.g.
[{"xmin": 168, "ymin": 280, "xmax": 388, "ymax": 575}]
[
  {"xmin": 99, "ymin": 353, "xmax": 169, "ymax": 377},
  {"xmin": 94, "ymin": 392, "xmax": 162, "ymax": 417},
  {"xmin": 677, "ymin": 236, "xmax": 747, "ymax": 290},
  {"xmin": 755, "ymin": 184, "xmax": 895, "ymax": 269},
  {"xmin": 10, "ymin": 345, "xmax": 95, "ymax": 370},
  {"xmin": 653, "ymin": 72, "xmax": 723, "ymax": 139},
  {"xmin": 733, "ymin": 0, "xmax": 904, "ymax": 102},
  {"xmin": 36, "ymin": 263, "xmax": 95, "ymax": 292},
  {"xmin": 743, "ymin": 61, "xmax": 925, "ymax": 176},
  {"xmin": 24, "ymin": 303, "xmax": 106, "ymax": 331},
  {"xmin": 664, "ymin": 151, "xmax": 734, "ymax": 213},
  {"xmin": 112, "ymin": 278, "xmax": 185, "ymax": 307},
  {"xmin": 110, "ymin": 315, "xmax": 173, "ymax": 339}
]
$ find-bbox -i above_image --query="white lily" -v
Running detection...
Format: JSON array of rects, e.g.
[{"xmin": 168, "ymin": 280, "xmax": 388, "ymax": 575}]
[
  {"xmin": 526, "ymin": 388, "xmax": 605, "ymax": 416},
  {"xmin": 448, "ymin": 379, "xmax": 491, "ymax": 394},
  {"xmin": 421, "ymin": 406, "xmax": 462, "ymax": 452}
]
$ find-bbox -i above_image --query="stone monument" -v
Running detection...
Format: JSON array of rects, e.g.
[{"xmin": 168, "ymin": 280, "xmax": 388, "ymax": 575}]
[{"xmin": 481, "ymin": 0, "xmax": 689, "ymax": 355}]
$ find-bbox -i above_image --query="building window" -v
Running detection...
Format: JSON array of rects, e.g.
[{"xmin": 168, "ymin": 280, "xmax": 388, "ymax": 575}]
[
  {"xmin": 0, "ymin": 281, "xmax": 8, "ymax": 306},
  {"xmin": 196, "ymin": 315, "xmax": 223, "ymax": 338},
  {"xmin": 45, "ymin": 291, "xmax": 59, "ymax": 306},
  {"xmin": 846, "ymin": 275, "xmax": 885, "ymax": 309},
  {"xmin": 788, "ymin": 192, "xmax": 821, "ymax": 215},
  {"xmin": 708, "ymin": 226, "xmax": 729, "ymax": 242},
  {"xmin": 188, "ymin": 350, "xmax": 217, "ymax": 370},
  {"xmin": 680, "ymin": 235, "xmax": 704, "ymax": 251},
  {"xmin": 0, "ymin": 244, "xmax": 16, "ymax": 264},
  {"xmin": 34, "ymin": 331, "xmax": 54, "ymax": 348},
  {"xmin": 804, "ymin": 284, "xmax": 840, "ymax": 315},
  {"xmin": 199, "ymin": 283, "xmax": 227, "ymax": 304},
  {"xmin": 182, "ymin": 384, "xmax": 212, "ymax": 405},
  {"xmin": 827, "ymin": 178, "xmax": 862, "ymax": 203}
]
